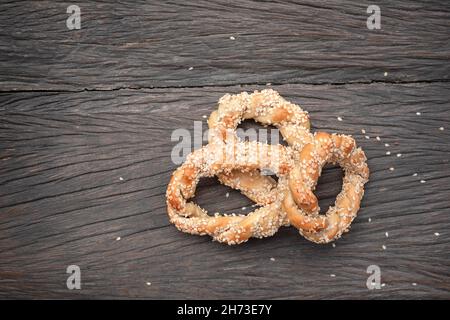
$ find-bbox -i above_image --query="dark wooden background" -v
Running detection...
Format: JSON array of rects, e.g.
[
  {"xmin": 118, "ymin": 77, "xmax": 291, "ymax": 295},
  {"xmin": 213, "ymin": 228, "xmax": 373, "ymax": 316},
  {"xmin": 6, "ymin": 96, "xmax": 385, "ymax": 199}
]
[{"xmin": 0, "ymin": 1, "xmax": 449, "ymax": 299}]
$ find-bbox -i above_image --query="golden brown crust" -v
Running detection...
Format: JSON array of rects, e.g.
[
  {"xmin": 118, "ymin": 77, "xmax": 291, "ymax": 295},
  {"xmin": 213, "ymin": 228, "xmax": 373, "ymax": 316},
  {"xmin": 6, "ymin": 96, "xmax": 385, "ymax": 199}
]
[
  {"xmin": 166, "ymin": 142, "xmax": 293, "ymax": 245},
  {"xmin": 167, "ymin": 90, "xmax": 370, "ymax": 245},
  {"xmin": 283, "ymin": 132, "xmax": 369, "ymax": 243},
  {"xmin": 208, "ymin": 89, "xmax": 312, "ymax": 205}
]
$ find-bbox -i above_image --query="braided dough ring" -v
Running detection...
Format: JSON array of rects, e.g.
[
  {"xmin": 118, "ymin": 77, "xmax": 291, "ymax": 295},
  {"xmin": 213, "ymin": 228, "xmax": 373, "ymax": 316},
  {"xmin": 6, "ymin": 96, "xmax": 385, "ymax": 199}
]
[
  {"xmin": 166, "ymin": 141, "xmax": 293, "ymax": 245},
  {"xmin": 208, "ymin": 89, "xmax": 312, "ymax": 205},
  {"xmin": 282, "ymin": 132, "xmax": 370, "ymax": 243}
]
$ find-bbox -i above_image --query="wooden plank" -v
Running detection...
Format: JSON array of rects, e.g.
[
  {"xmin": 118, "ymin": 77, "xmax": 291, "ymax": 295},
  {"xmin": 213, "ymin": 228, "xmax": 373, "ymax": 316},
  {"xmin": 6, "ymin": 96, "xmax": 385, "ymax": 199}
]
[
  {"xmin": 0, "ymin": 0, "xmax": 449, "ymax": 91},
  {"xmin": 0, "ymin": 83, "xmax": 449, "ymax": 299}
]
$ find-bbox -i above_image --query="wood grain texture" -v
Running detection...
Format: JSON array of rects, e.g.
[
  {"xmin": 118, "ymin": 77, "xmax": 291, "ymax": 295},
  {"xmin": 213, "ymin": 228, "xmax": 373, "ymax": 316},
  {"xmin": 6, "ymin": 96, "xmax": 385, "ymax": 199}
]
[
  {"xmin": 1, "ymin": 83, "xmax": 449, "ymax": 299},
  {"xmin": 0, "ymin": 0, "xmax": 450, "ymax": 91}
]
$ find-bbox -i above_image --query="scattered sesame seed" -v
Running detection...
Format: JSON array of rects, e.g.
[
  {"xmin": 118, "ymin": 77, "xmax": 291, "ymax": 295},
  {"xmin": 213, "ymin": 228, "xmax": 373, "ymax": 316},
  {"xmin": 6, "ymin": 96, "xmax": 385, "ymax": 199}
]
[
  {"xmin": 381, "ymin": 283, "xmax": 386, "ymax": 287},
  {"xmin": 241, "ymin": 207, "xmax": 246, "ymax": 210},
  {"xmin": 119, "ymin": 177, "xmax": 124, "ymax": 181},
  {"xmin": 397, "ymin": 153, "xmax": 402, "ymax": 157},
  {"xmin": 385, "ymin": 232, "xmax": 389, "ymax": 237},
  {"xmin": 337, "ymin": 116, "xmax": 343, "ymax": 121},
  {"xmin": 368, "ymin": 217, "xmax": 372, "ymax": 223},
  {"xmin": 385, "ymin": 143, "xmax": 390, "ymax": 147},
  {"xmin": 412, "ymin": 283, "xmax": 417, "ymax": 286},
  {"xmin": 146, "ymin": 282, "xmax": 151, "ymax": 286},
  {"xmin": 439, "ymin": 127, "xmax": 444, "ymax": 131},
  {"xmin": 386, "ymin": 151, "xmax": 391, "ymax": 155},
  {"xmin": 266, "ymin": 83, "xmax": 272, "ymax": 86},
  {"xmin": 365, "ymin": 135, "xmax": 370, "ymax": 139},
  {"xmin": 188, "ymin": 67, "xmax": 194, "ymax": 71},
  {"xmin": 389, "ymin": 167, "xmax": 395, "ymax": 171},
  {"xmin": 382, "ymin": 245, "xmax": 386, "ymax": 250},
  {"xmin": 225, "ymin": 192, "xmax": 230, "ymax": 198},
  {"xmin": 202, "ymin": 115, "xmax": 207, "ymax": 119},
  {"xmin": 116, "ymin": 237, "xmax": 121, "ymax": 241},
  {"xmin": 361, "ymin": 129, "xmax": 366, "ymax": 134},
  {"xmin": 376, "ymin": 136, "xmax": 381, "ymax": 141},
  {"xmin": 384, "ymin": 72, "xmax": 388, "ymax": 77},
  {"xmin": 330, "ymin": 274, "xmax": 336, "ymax": 277},
  {"xmin": 332, "ymin": 243, "xmax": 336, "ymax": 248},
  {"xmin": 434, "ymin": 232, "xmax": 440, "ymax": 236},
  {"xmin": 416, "ymin": 112, "xmax": 421, "ymax": 116},
  {"xmin": 229, "ymin": 36, "xmax": 236, "ymax": 40},
  {"xmin": 270, "ymin": 257, "xmax": 276, "ymax": 261},
  {"xmin": 413, "ymin": 173, "xmax": 418, "ymax": 177},
  {"xmin": 420, "ymin": 180, "xmax": 426, "ymax": 183}
]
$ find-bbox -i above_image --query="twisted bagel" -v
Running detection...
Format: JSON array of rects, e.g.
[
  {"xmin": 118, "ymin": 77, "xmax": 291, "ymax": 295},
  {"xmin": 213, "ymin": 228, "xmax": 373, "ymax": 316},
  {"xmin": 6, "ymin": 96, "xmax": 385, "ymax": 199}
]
[
  {"xmin": 208, "ymin": 89, "xmax": 313, "ymax": 205},
  {"xmin": 283, "ymin": 132, "xmax": 369, "ymax": 243},
  {"xmin": 166, "ymin": 141, "xmax": 293, "ymax": 245},
  {"xmin": 166, "ymin": 90, "xmax": 370, "ymax": 245}
]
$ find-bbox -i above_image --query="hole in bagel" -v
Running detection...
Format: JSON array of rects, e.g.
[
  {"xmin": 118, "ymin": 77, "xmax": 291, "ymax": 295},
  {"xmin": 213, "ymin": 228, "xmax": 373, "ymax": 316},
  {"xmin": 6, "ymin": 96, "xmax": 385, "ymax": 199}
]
[
  {"xmin": 314, "ymin": 164, "xmax": 344, "ymax": 215},
  {"xmin": 191, "ymin": 177, "xmax": 256, "ymax": 216},
  {"xmin": 236, "ymin": 119, "xmax": 288, "ymax": 147},
  {"xmin": 234, "ymin": 120, "xmax": 285, "ymax": 182}
]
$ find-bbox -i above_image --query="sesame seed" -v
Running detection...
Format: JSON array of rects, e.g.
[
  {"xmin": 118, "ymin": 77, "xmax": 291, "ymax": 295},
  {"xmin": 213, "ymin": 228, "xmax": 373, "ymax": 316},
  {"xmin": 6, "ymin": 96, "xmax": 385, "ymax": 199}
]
[
  {"xmin": 332, "ymin": 243, "xmax": 336, "ymax": 248},
  {"xmin": 389, "ymin": 167, "xmax": 395, "ymax": 171},
  {"xmin": 434, "ymin": 232, "xmax": 440, "ymax": 236},
  {"xmin": 365, "ymin": 136, "xmax": 370, "ymax": 139},
  {"xmin": 241, "ymin": 207, "xmax": 246, "ymax": 210},
  {"xmin": 270, "ymin": 257, "xmax": 276, "ymax": 261},
  {"xmin": 382, "ymin": 245, "xmax": 386, "ymax": 250},
  {"xmin": 385, "ymin": 232, "xmax": 389, "ymax": 237},
  {"xmin": 397, "ymin": 153, "xmax": 402, "ymax": 157},
  {"xmin": 381, "ymin": 283, "xmax": 386, "ymax": 287},
  {"xmin": 337, "ymin": 116, "xmax": 343, "ymax": 121},
  {"xmin": 146, "ymin": 282, "xmax": 151, "ymax": 286},
  {"xmin": 439, "ymin": 127, "xmax": 444, "ymax": 131},
  {"xmin": 330, "ymin": 274, "xmax": 336, "ymax": 277},
  {"xmin": 416, "ymin": 112, "xmax": 421, "ymax": 116},
  {"xmin": 368, "ymin": 217, "xmax": 372, "ymax": 222},
  {"xmin": 229, "ymin": 36, "xmax": 236, "ymax": 40},
  {"xmin": 376, "ymin": 136, "xmax": 381, "ymax": 141},
  {"xmin": 188, "ymin": 67, "xmax": 194, "ymax": 71},
  {"xmin": 361, "ymin": 129, "xmax": 366, "ymax": 134},
  {"xmin": 202, "ymin": 115, "xmax": 207, "ymax": 119},
  {"xmin": 384, "ymin": 72, "xmax": 388, "ymax": 77},
  {"xmin": 413, "ymin": 173, "xmax": 418, "ymax": 177},
  {"xmin": 412, "ymin": 283, "xmax": 417, "ymax": 286},
  {"xmin": 116, "ymin": 237, "xmax": 121, "ymax": 241},
  {"xmin": 420, "ymin": 180, "xmax": 426, "ymax": 183},
  {"xmin": 385, "ymin": 143, "xmax": 390, "ymax": 147},
  {"xmin": 266, "ymin": 83, "xmax": 272, "ymax": 86},
  {"xmin": 225, "ymin": 192, "xmax": 230, "ymax": 198},
  {"xmin": 386, "ymin": 151, "xmax": 391, "ymax": 155}
]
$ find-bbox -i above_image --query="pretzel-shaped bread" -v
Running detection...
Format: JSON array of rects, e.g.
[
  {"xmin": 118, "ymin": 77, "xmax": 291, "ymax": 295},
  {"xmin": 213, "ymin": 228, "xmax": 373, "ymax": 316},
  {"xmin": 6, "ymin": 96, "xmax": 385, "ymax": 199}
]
[
  {"xmin": 167, "ymin": 90, "xmax": 370, "ymax": 245},
  {"xmin": 208, "ymin": 89, "xmax": 313, "ymax": 205},
  {"xmin": 166, "ymin": 141, "xmax": 293, "ymax": 245},
  {"xmin": 283, "ymin": 132, "xmax": 369, "ymax": 243}
]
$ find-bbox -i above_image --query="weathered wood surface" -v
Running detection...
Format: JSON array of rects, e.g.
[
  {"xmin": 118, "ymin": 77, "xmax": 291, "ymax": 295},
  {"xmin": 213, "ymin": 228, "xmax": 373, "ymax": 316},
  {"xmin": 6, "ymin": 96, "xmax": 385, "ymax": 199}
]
[
  {"xmin": 1, "ymin": 83, "xmax": 449, "ymax": 299},
  {"xmin": 0, "ymin": 0, "xmax": 449, "ymax": 91},
  {"xmin": 0, "ymin": 0, "xmax": 449, "ymax": 300}
]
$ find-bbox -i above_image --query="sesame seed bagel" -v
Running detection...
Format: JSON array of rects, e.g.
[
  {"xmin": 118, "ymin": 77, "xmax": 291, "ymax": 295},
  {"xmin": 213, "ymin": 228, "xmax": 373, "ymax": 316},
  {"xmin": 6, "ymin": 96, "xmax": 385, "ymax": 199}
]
[
  {"xmin": 283, "ymin": 132, "xmax": 370, "ymax": 243},
  {"xmin": 208, "ymin": 89, "xmax": 313, "ymax": 205},
  {"xmin": 167, "ymin": 89, "xmax": 370, "ymax": 245},
  {"xmin": 166, "ymin": 141, "xmax": 293, "ymax": 245}
]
